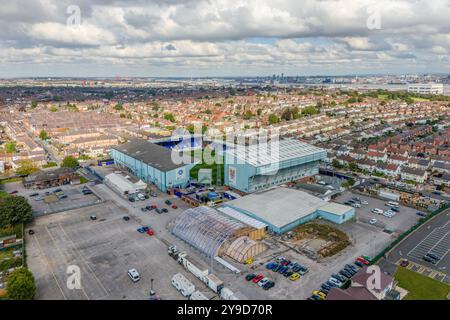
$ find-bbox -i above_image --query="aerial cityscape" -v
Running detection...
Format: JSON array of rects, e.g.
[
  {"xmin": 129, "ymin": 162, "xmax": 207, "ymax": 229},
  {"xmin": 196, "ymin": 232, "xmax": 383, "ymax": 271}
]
[{"xmin": 0, "ymin": 0, "xmax": 449, "ymax": 307}]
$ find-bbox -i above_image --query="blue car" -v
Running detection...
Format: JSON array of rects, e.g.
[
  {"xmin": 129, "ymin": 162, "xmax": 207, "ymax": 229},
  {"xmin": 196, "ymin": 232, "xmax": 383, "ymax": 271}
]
[{"xmin": 266, "ymin": 262, "xmax": 278, "ymax": 270}]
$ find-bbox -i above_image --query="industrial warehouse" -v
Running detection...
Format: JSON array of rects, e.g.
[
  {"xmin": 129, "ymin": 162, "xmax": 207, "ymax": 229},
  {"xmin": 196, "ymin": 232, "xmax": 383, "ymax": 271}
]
[
  {"xmin": 111, "ymin": 139, "xmax": 196, "ymax": 192},
  {"xmin": 224, "ymin": 139, "xmax": 326, "ymax": 193},
  {"xmin": 222, "ymin": 187, "xmax": 355, "ymax": 234}
]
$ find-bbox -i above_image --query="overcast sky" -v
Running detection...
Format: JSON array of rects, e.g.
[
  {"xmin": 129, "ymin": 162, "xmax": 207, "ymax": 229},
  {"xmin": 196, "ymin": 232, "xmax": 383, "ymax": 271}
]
[{"xmin": 0, "ymin": 0, "xmax": 449, "ymax": 77}]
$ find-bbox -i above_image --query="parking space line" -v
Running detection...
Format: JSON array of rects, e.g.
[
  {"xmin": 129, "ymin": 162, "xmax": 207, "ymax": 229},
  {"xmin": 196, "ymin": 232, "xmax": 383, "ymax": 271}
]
[
  {"xmin": 57, "ymin": 223, "xmax": 110, "ymax": 299},
  {"xmin": 31, "ymin": 233, "xmax": 68, "ymax": 300},
  {"xmin": 44, "ymin": 225, "xmax": 91, "ymax": 300}
]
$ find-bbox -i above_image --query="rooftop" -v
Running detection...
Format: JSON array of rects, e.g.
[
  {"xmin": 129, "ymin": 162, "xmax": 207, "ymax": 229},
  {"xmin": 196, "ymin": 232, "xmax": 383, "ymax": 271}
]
[
  {"xmin": 112, "ymin": 139, "xmax": 186, "ymax": 172},
  {"xmin": 226, "ymin": 139, "xmax": 325, "ymax": 167},
  {"xmin": 225, "ymin": 187, "xmax": 352, "ymax": 229}
]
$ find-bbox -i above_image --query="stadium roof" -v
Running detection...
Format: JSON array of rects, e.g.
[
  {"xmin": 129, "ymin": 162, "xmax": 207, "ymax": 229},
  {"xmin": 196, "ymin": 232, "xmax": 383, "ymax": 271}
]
[
  {"xmin": 112, "ymin": 139, "xmax": 187, "ymax": 172},
  {"xmin": 225, "ymin": 139, "xmax": 325, "ymax": 167}
]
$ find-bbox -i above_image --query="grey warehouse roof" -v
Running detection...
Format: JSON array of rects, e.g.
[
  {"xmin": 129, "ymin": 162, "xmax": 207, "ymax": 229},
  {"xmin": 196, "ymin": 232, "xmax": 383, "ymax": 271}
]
[
  {"xmin": 225, "ymin": 187, "xmax": 352, "ymax": 229},
  {"xmin": 112, "ymin": 139, "xmax": 187, "ymax": 172},
  {"xmin": 226, "ymin": 139, "xmax": 325, "ymax": 167}
]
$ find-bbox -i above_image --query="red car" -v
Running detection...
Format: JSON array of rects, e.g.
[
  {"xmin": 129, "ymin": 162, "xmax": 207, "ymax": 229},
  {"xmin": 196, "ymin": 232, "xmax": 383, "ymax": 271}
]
[
  {"xmin": 356, "ymin": 257, "xmax": 369, "ymax": 265},
  {"xmin": 400, "ymin": 259, "xmax": 409, "ymax": 267},
  {"xmin": 146, "ymin": 229, "xmax": 155, "ymax": 236},
  {"xmin": 172, "ymin": 204, "xmax": 178, "ymax": 209},
  {"xmin": 151, "ymin": 204, "xmax": 157, "ymax": 209},
  {"xmin": 252, "ymin": 274, "xmax": 264, "ymax": 283}
]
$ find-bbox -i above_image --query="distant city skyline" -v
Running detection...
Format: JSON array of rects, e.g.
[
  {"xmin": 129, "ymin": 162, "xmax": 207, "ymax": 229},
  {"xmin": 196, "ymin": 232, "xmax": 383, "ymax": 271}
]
[{"xmin": 0, "ymin": 0, "xmax": 449, "ymax": 77}]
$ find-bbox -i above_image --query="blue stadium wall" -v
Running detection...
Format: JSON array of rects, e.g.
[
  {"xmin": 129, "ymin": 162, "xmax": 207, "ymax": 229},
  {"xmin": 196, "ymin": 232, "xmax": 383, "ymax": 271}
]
[
  {"xmin": 224, "ymin": 150, "xmax": 326, "ymax": 193},
  {"xmin": 111, "ymin": 149, "xmax": 195, "ymax": 192},
  {"xmin": 222, "ymin": 204, "xmax": 354, "ymax": 234}
]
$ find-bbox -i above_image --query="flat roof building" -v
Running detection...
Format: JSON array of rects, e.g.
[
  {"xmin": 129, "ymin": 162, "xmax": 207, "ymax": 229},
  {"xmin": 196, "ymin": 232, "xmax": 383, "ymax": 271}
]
[
  {"xmin": 224, "ymin": 139, "xmax": 326, "ymax": 193},
  {"xmin": 222, "ymin": 187, "xmax": 354, "ymax": 234},
  {"xmin": 111, "ymin": 139, "xmax": 196, "ymax": 192},
  {"xmin": 407, "ymin": 83, "xmax": 444, "ymax": 95}
]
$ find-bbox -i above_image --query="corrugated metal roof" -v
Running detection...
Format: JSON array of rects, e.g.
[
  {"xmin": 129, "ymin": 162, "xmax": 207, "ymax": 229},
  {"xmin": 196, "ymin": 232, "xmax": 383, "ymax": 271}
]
[
  {"xmin": 217, "ymin": 206, "xmax": 268, "ymax": 230},
  {"xmin": 226, "ymin": 139, "xmax": 325, "ymax": 167}
]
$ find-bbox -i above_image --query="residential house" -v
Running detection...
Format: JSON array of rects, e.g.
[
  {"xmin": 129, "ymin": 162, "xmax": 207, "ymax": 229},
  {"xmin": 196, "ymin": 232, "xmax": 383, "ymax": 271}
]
[{"xmin": 401, "ymin": 167, "xmax": 428, "ymax": 183}]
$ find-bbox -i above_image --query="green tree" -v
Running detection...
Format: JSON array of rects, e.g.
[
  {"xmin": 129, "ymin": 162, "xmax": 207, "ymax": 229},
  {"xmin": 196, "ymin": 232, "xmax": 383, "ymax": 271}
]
[
  {"xmin": 5, "ymin": 141, "xmax": 17, "ymax": 153},
  {"xmin": 30, "ymin": 100, "xmax": 38, "ymax": 109},
  {"xmin": 164, "ymin": 113, "xmax": 176, "ymax": 123},
  {"xmin": 151, "ymin": 102, "xmax": 159, "ymax": 111},
  {"xmin": 49, "ymin": 106, "xmax": 58, "ymax": 112},
  {"xmin": 114, "ymin": 103, "xmax": 123, "ymax": 111},
  {"xmin": 39, "ymin": 129, "xmax": 49, "ymax": 140},
  {"xmin": 6, "ymin": 268, "xmax": 36, "ymax": 300},
  {"xmin": 268, "ymin": 114, "xmax": 280, "ymax": 125},
  {"xmin": 0, "ymin": 195, "xmax": 33, "ymax": 228},
  {"xmin": 61, "ymin": 156, "xmax": 79, "ymax": 168}
]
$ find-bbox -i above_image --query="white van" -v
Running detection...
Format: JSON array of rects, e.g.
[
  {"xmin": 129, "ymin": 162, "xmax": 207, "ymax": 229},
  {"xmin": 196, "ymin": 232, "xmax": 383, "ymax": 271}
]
[{"xmin": 127, "ymin": 268, "xmax": 141, "ymax": 282}]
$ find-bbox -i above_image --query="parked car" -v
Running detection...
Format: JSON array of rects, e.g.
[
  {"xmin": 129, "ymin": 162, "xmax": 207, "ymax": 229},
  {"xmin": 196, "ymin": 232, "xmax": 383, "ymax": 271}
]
[
  {"xmin": 321, "ymin": 283, "xmax": 331, "ymax": 291},
  {"xmin": 416, "ymin": 212, "xmax": 427, "ymax": 217},
  {"xmin": 369, "ymin": 218, "xmax": 377, "ymax": 225},
  {"xmin": 155, "ymin": 208, "xmax": 163, "ymax": 214},
  {"xmin": 122, "ymin": 216, "xmax": 130, "ymax": 221},
  {"xmin": 400, "ymin": 259, "xmax": 409, "ymax": 267},
  {"xmin": 328, "ymin": 277, "xmax": 342, "ymax": 287},
  {"xmin": 162, "ymin": 208, "xmax": 169, "ymax": 213},
  {"xmin": 172, "ymin": 204, "xmax": 178, "ymax": 209},
  {"xmin": 9, "ymin": 190, "xmax": 18, "ymax": 194},
  {"xmin": 128, "ymin": 197, "xmax": 135, "ymax": 202},
  {"xmin": 29, "ymin": 192, "xmax": 39, "ymax": 197},
  {"xmin": 422, "ymin": 255, "xmax": 436, "ymax": 264},
  {"xmin": 361, "ymin": 200, "xmax": 368, "ymax": 205},
  {"xmin": 245, "ymin": 274, "xmax": 256, "ymax": 281},
  {"xmin": 90, "ymin": 215, "xmax": 97, "ymax": 221},
  {"xmin": 146, "ymin": 229, "xmax": 155, "ymax": 236},
  {"xmin": 356, "ymin": 257, "xmax": 369, "ymax": 265},
  {"xmin": 252, "ymin": 274, "xmax": 264, "ymax": 283},
  {"xmin": 372, "ymin": 208, "xmax": 383, "ymax": 214},
  {"xmin": 165, "ymin": 200, "xmax": 172, "ymax": 205},
  {"xmin": 312, "ymin": 290, "xmax": 326, "ymax": 300},
  {"xmin": 283, "ymin": 270, "xmax": 293, "ymax": 277},
  {"xmin": 331, "ymin": 273, "xmax": 346, "ymax": 283},
  {"xmin": 354, "ymin": 260, "xmax": 364, "ymax": 268},
  {"xmin": 289, "ymin": 273, "xmax": 300, "ymax": 281},
  {"xmin": 262, "ymin": 281, "xmax": 275, "ymax": 290},
  {"xmin": 426, "ymin": 253, "xmax": 441, "ymax": 261},
  {"xmin": 266, "ymin": 262, "xmax": 277, "ymax": 270},
  {"xmin": 28, "ymin": 229, "xmax": 35, "ymax": 235},
  {"xmin": 258, "ymin": 277, "xmax": 270, "ymax": 287},
  {"xmin": 127, "ymin": 269, "xmax": 141, "ymax": 282}
]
